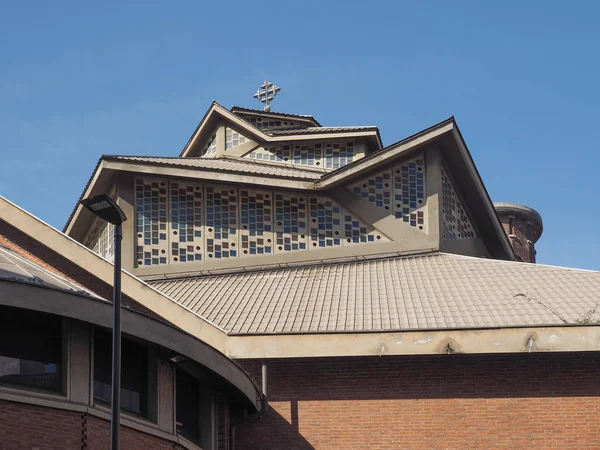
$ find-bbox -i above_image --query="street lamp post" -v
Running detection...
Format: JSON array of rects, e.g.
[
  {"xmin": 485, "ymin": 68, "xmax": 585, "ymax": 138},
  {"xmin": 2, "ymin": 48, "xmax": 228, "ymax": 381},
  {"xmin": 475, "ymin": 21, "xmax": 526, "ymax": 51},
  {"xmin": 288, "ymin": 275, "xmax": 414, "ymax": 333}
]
[{"xmin": 80, "ymin": 195, "xmax": 127, "ymax": 450}]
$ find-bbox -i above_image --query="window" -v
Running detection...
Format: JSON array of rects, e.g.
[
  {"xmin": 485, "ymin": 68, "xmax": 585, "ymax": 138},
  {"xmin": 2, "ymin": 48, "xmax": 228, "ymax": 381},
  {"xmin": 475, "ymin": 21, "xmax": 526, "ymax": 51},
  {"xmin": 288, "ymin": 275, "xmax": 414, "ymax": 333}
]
[
  {"xmin": 176, "ymin": 367, "xmax": 200, "ymax": 443},
  {"xmin": 0, "ymin": 306, "xmax": 62, "ymax": 392},
  {"xmin": 176, "ymin": 365, "xmax": 213, "ymax": 448},
  {"xmin": 94, "ymin": 328, "xmax": 148, "ymax": 416},
  {"xmin": 509, "ymin": 217, "xmax": 515, "ymax": 235}
]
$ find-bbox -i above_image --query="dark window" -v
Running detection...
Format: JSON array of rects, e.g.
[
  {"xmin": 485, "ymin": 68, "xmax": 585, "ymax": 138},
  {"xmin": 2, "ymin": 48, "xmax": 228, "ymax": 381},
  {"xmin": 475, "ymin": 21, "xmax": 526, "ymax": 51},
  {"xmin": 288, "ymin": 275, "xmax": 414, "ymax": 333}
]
[
  {"xmin": 176, "ymin": 367, "xmax": 200, "ymax": 443},
  {"xmin": 0, "ymin": 306, "xmax": 62, "ymax": 392},
  {"xmin": 94, "ymin": 328, "xmax": 148, "ymax": 416},
  {"xmin": 508, "ymin": 217, "xmax": 514, "ymax": 235}
]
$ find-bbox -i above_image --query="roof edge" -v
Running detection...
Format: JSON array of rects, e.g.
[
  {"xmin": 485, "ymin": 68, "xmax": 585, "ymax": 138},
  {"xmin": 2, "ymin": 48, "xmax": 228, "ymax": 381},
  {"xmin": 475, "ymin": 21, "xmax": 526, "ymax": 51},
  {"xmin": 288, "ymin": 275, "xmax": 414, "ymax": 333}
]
[{"xmin": 227, "ymin": 325, "xmax": 600, "ymax": 359}]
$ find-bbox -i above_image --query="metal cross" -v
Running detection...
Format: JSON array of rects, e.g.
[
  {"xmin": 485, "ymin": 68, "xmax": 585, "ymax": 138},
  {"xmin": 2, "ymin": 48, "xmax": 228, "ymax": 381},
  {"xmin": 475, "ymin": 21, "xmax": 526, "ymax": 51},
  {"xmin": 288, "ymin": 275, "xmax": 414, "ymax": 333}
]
[{"xmin": 253, "ymin": 80, "xmax": 280, "ymax": 112}]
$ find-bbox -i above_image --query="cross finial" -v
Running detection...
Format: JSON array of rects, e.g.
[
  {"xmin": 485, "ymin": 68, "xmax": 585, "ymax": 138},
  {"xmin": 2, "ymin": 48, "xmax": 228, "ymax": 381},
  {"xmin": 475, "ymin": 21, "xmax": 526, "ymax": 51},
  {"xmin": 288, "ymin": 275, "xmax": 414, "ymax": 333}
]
[{"xmin": 253, "ymin": 80, "xmax": 280, "ymax": 112}]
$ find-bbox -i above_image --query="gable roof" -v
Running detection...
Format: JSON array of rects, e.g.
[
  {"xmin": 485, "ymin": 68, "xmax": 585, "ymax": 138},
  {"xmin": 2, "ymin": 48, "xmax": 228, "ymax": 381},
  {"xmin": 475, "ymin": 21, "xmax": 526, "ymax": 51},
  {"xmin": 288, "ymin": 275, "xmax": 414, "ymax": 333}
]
[
  {"xmin": 315, "ymin": 117, "xmax": 515, "ymax": 260},
  {"xmin": 179, "ymin": 102, "xmax": 382, "ymax": 157},
  {"xmin": 104, "ymin": 155, "xmax": 326, "ymax": 180},
  {"xmin": 148, "ymin": 252, "xmax": 600, "ymax": 335},
  {"xmin": 63, "ymin": 113, "xmax": 513, "ymax": 260}
]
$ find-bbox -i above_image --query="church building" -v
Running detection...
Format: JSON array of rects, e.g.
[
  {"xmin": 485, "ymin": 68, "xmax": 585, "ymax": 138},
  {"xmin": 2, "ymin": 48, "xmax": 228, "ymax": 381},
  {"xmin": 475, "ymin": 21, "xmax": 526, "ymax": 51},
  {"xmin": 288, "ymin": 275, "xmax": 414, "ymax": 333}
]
[{"xmin": 1, "ymin": 83, "xmax": 599, "ymax": 449}]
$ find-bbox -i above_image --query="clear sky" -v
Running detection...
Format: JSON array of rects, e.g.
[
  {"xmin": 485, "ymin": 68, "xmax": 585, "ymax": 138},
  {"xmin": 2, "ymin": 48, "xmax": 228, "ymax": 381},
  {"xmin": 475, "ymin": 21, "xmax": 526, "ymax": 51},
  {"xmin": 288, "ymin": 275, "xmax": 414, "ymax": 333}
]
[{"xmin": 1, "ymin": 1, "xmax": 599, "ymax": 270}]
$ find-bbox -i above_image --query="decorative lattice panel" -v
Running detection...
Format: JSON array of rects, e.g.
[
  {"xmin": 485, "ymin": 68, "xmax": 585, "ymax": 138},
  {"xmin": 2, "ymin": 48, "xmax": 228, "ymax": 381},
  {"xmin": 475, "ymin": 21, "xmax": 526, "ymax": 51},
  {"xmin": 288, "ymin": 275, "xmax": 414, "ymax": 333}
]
[
  {"xmin": 343, "ymin": 214, "xmax": 381, "ymax": 243},
  {"xmin": 135, "ymin": 178, "xmax": 168, "ymax": 266},
  {"xmin": 132, "ymin": 178, "xmax": 388, "ymax": 267},
  {"xmin": 324, "ymin": 141, "xmax": 355, "ymax": 169},
  {"xmin": 286, "ymin": 143, "xmax": 323, "ymax": 167},
  {"xmin": 86, "ymin": 219, "xmax": 115, "ymax": 263},
  {"xmin": 240, "ymin": 189, "xmax": 273, "ymax": 256},
  {"xmin": 205, "ymin": 186, "xmax": 238, "ymax": 259},
  {"xmin": 225, "ymin": 127, "xmax": 248, "ymax": 150},
  {"xmin": 170, "ymin": 182, "xmax": 203, "ymax": 263},
  {"xmin": 274, "ymin": 192, "xmax": 308, "ymax": 252},
  {"xmin": 393, "ymin": 157, "xmax": 426, "ymax": 231},
  {"xmin": 441, "ymin": 166, "xmax": 477, "ymax": 240},
  {"xmin": 349, "ymin": 172, "xmax": 393, "ymax": 211},
  {"xmin": 243, "ymin": 115, "xmax": 302, "ymax": 130},
  {"xmin": 203, "ymin": 132, "xmax": 217, "ymax": 156},
  {"xmin": 348, "ymin": 157, "xmax": 426, "ymax": 232},
  {"xmin": 244, "ymin": 141, "xmax": 361, "ymax": 170},
  {"xmin": 246, "ymin": 147, "xmax": 280, "ymax": 161},
  {"xmin": 308, "ymin": 197, "xmax": 344, "ymax": 248}
]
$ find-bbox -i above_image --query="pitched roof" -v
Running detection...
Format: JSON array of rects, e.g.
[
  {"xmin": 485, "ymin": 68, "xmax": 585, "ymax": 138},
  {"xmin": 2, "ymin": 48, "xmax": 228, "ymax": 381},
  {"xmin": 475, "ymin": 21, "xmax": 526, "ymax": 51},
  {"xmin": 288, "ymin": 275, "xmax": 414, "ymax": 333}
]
[
  {"xmin": 267, "ymin": 125, "xmax": 381, "ymax": 139},
  {"xmin": 148, "ymin": 252, "xmax": 600, "ymax": 335},
  {"xmin": 231, "ymin": 105, "xmax": 321, "ymax": 126},
  {"xmin": 268, "ymin": 126, "xmax": 378, "ymax": 134},
  {"xmin": 104, "ymin": 155, "xmax": 325, "ymax": 180}
]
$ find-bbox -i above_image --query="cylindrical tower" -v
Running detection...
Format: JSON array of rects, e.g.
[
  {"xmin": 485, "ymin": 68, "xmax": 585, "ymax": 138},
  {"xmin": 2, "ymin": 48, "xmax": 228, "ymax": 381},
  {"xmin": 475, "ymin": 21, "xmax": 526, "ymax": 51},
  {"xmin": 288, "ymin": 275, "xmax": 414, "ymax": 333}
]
[{"xmin": 494, "ymin": 203, "xmax": 543, "ymax": 263}]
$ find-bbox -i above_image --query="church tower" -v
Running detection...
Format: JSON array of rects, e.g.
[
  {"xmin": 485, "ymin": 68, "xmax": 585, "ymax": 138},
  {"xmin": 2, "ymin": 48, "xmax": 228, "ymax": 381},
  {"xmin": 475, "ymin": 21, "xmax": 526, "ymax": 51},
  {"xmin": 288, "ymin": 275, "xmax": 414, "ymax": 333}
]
[{"xmin": 494, "ymin": 202, "xmax": 543, "ymax": 263}]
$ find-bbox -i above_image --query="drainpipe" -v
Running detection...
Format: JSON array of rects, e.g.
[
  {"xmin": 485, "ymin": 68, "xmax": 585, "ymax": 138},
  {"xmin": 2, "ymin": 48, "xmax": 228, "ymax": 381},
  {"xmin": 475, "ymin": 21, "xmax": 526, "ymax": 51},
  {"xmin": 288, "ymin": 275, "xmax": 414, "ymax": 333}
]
[{"xmin": 230, "ymin": 361, "xmax": 269, "ymax": 450}]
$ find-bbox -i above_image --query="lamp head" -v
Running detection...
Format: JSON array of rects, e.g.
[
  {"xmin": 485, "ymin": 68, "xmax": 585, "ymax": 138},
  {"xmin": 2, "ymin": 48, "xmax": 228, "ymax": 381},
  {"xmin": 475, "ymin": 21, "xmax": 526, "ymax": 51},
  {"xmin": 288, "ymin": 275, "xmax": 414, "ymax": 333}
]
[{"xmin": 80, "ymin": 195, "xmax": 127, "ymax": 226}]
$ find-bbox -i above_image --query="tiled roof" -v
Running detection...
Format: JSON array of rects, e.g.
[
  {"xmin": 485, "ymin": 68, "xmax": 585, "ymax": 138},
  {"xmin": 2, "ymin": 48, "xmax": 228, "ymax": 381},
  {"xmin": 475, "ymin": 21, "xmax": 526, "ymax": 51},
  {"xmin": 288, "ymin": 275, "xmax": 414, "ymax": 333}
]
[
  {"xmin": 104, "ymin": 155, "xmax": 325, "ymax": 180},
  {"xmin": 0, "ymin": 243, "xmax": 101, "ymax": 299},
  {"xmin": 231, "ymin": 106, "xmax": 321, "ymax": 126},
  {"xmin": 148, "ymin": 252, "xmax": 600, "ymax": 335},
  {"xmin": 267, "ymin": 126, "xmax": 379, "ymax": 136}
]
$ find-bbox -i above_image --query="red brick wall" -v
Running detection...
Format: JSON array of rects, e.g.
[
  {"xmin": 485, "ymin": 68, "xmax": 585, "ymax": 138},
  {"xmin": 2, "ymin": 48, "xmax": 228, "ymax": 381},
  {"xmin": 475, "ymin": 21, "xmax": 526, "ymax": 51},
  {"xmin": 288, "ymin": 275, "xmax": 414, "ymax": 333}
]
[
  {"xmin": 0, "ymin": 400, "xmax": 187, "ymax": 450},
  {"xmin": 0, "ymin": 400, "xmax": 82, "ymax": 450},
  {"xmin": 234, "ymin": 353, "xmax": 600, "ymax": 450},
  {"xmin": 84, "ymin": 414, "xmax": 185, "ymax": 450},
  {"xmin": 499, "ymin": 218, "xmax": 537, "ymax": 263}
]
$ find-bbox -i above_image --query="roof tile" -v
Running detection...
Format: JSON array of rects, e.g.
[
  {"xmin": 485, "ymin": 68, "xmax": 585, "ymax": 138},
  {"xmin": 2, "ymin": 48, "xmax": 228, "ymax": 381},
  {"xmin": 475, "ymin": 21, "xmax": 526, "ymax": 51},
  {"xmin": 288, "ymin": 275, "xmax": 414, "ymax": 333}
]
[
  {"xmin": 149, "ymin": 253, "xmax": 600, "ymax": 334},
  {"xmin": 105, "ymin": 155, "xmax": 324, "ymax": 180}
]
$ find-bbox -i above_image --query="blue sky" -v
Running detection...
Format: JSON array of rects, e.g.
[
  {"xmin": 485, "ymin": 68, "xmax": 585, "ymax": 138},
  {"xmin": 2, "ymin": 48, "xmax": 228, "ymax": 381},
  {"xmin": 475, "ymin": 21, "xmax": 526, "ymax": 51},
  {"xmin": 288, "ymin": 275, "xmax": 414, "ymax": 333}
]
[{"xmin": 1, "ymin": 1, "xmax": 599, "ymax": 269}]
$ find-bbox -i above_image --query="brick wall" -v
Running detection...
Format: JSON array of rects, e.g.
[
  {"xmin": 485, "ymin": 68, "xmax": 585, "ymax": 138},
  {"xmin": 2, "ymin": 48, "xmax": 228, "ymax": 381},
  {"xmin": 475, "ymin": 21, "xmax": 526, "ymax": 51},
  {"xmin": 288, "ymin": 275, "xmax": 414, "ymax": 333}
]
[
  {"xmin": 234, "ymin": 353, "xmax": 600, "ymax": 450},
  {"xmin": 0, "ymin": 400, "xmax": 189, "ymax": 450},
  {"xmin": 0, "ymin": 400, "xmax": 82, "ymax": 450},
  {"xmin": 500, "ymin": 218, "xmax": 537, "ymax": 263}
]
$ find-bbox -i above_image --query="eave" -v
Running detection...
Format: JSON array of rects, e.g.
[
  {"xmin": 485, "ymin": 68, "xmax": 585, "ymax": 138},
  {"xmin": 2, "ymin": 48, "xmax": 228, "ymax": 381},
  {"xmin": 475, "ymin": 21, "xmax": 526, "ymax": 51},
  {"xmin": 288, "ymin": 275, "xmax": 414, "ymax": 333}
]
[{"xmin": 227, "ymin": 325, "xmax": 600, "ymax": 359}]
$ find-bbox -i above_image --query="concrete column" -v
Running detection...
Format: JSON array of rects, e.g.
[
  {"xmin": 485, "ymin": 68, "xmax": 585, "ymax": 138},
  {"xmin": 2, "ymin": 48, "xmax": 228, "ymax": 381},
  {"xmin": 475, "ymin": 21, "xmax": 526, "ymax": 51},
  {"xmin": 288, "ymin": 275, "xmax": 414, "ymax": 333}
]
[
  {"xmin": 67, "ymin": 320, "xmax": 91, "ymax": 405},
  {"xmin": 157, "ymin": 359, "xmax": 175, "ymax": 433}
]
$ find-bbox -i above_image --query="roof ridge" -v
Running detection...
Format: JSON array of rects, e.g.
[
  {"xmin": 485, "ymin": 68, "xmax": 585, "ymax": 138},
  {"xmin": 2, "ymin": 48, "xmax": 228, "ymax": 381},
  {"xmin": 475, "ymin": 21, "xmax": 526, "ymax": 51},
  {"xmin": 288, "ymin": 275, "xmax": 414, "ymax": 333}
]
[
  {"xmin": 147, "ymin": 249, "xmax": 441, "ymax": 283},
  {"xmin": 231, "ymin": 105, "xmax": 317, "ymax": 120},
  {"xmin": 439, "ymin": 252, "xmax": 600, "ymax": 274}
]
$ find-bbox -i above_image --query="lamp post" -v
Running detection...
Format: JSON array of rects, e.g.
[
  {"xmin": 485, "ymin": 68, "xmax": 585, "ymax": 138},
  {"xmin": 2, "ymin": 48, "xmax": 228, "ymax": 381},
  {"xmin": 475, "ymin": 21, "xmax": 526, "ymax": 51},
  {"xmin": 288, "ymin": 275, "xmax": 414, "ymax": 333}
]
[{"xmin": 80, "ymin": 195, "xmax": 127, "ymax": 450}]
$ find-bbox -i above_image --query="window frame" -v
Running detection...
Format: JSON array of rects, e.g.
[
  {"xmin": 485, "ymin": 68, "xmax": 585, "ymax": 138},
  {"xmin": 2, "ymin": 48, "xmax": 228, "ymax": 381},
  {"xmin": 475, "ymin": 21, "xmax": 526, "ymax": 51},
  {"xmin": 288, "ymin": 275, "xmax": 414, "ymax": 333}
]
[
  {"xmin": 91, "ymin": 326, "xmax": 158, "ymax": 421},
  {"xmin": 0, "ymin": 306, "xmax": 67, "ymax": 396}
]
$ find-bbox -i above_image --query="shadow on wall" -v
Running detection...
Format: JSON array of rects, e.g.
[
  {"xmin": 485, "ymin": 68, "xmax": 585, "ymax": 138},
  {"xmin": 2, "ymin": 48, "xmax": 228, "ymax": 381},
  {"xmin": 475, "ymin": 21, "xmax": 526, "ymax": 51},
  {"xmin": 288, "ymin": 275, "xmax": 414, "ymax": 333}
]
[
  {"xmin": 233, "ymin": 353, "xmax": 600, "ymax": 449},
  {"xmin": 235, "ymin": 400, "xmax": 314, "ymax": 450}
]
